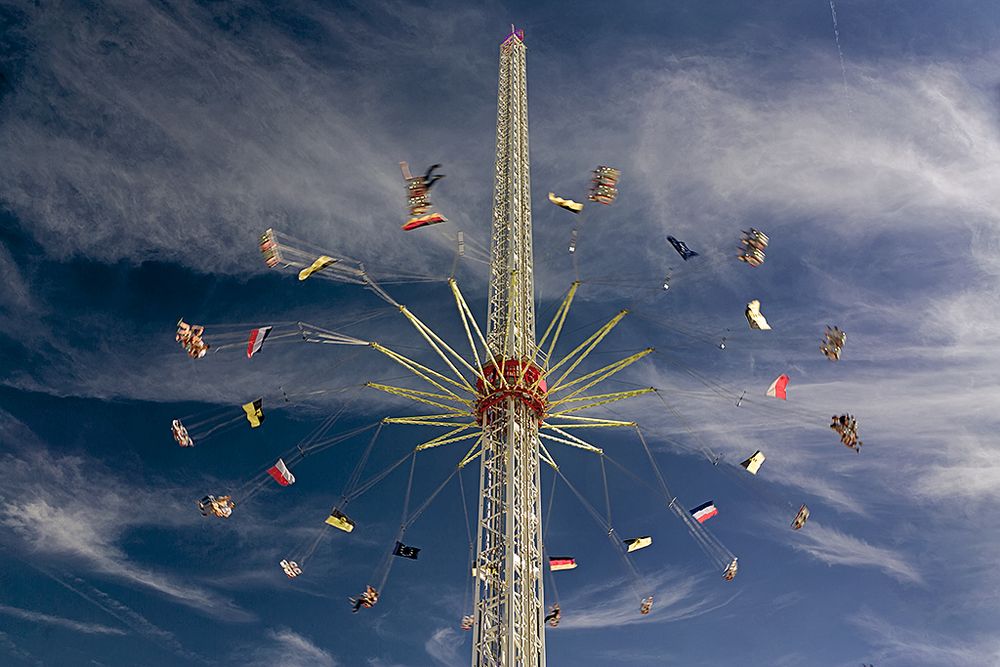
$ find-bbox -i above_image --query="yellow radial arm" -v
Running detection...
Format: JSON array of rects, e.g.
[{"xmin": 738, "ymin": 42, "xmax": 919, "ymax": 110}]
[
  {"xmin": 547, "ymin": 387, "xmax": 655, "ymax": 416},
  {"xmin": 415, "ymin": 428, "xmax": 482, "ymax": 452},
  {"xmin": 384, "ymin": 418, "xmax": 476, "ymax": 427},
  {"xmin": 538, "ymin": 429, "xmax": 603, "ymax": 454},
  {"xmin": 399, "ymin": 305, "xmax": 478, "ymax": 393},
  {"xmin": 370, "ymin": 343, "xmax": 473, "ymax": 399},
  {"xmin": 384, "ymin": 412, "xmax": 470, "ymax": 421},
  {"xmin": 541, "ymin": 310, "xmax": 629, "ymax": 391},
  {"xmin": 448, "ymin": 279, "xmax": 497, "ymax": 388},
  {"xmin": 537, "ymin": 441, "xmax": 559, "ymax": 469},
  {"xmin": 541, "ymin": 414, "xmax": 636, "ymax": 428},
  {"xmin": 535, "ymin": 281, "xmax": 579, "ymax": 369},
  {"xmin": 458, "ymin": 435, "xmax": 485, "ymax": 469},
  {"xmin": 366, "ymin": 382, "xmax": 471, "ymax": 412},
  {"xmin": 549, "ymin": 348, "xmax": 653, "ymax": 397}
]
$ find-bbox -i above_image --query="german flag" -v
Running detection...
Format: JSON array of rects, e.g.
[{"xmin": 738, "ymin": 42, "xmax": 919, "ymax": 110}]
[{"xmin": 548, "ymin": 556, "xmax": 577, "ymax": 571}]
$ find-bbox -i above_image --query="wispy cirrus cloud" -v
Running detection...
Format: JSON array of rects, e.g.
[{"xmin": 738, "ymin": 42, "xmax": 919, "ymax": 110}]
[
  {"xmin": 856, "ymin": 610, "xmax": 1000, "ymax": 666},
  {"xmin": 0, "ymin": 0, "xmax": 486, "ymax": 276},
  {"xmin": 0, "ymin": 410, "xmax": 253, "ymax": 622},
  {"xmin": 38, "ymin": 571, "xmax": 203, "ymax": 662},
  {"xmin": 789, "ymin": 522, "xmax": 922, "ymax": 584},
  {"xmin": 245, "ymin": 628, "xmax": 338, "ymax": 667},
  {"xmin": 557, "ymin": 569, "xmax": 740, "ymax": 630},
  {"xmin": 0, "ymin": 603, "xmax": 126, "ymax": 635},
  {"xmin": 424, "ymin": 627, "xmax": 464, "ymax": 667}
]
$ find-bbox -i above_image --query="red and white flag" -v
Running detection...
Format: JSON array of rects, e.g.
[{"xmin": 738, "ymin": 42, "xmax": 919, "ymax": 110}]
[
  {"xmin": 267, "ymin": 458, "xmax": 295, "ymax": 486},
  {"xmin": 247, "ymin": 326, "xmax": 272, "ymax": 359},
  {"xmin": 766, "ymin": 374, "xmax": 789, "ymax": 400}
]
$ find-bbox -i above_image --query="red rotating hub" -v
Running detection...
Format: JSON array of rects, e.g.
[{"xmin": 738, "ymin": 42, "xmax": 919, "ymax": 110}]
[{"xmin": 474, "ymin": 359, "xmax": 549, "ymax": 425}]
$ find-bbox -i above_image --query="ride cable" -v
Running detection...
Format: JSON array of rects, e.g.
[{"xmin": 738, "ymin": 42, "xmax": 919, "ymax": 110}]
[
  {"xmin": 542, "ymin": 467, "xmax": 561, "ymax": 606},
  {"xmin": 372, "ymin": 455, "xmax": 462, "ymax": 594},
  {"xmin": 632, "ymin": 425, "xmax": 737, "ymax": 574},
  {"xmin": 553, "ymin": 466, "xmax": 646, "ymax": 603}
]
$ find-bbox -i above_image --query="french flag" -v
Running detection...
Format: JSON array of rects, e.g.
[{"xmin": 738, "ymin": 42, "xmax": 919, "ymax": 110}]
[{"xmin": 690, "ymin": 501, "xmax": 718, "ymax": 524}]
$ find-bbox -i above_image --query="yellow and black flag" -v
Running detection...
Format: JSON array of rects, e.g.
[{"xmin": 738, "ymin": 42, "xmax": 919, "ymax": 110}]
[
  {"xmin": 740, "ymin": 450, "xmax": 766, "ymax": 475},
  {"xmin": 393, "ymin": 541, "xmax": 420, "ymax": 560},
  {"xmin": 548, "ymin": 192, "xmax": 584, "ymax": 213},
  {"xmin": 242, "ymin": 398, "xmax": 264, "ymax": 428},
  {"xmin": 298, "ymin": 255, "xmax": 336, "ymax": 281},
  {"xmin": 325, "ymin": 508, "xmax": 355, "ymax": 533},
  {"xmin": 623, "ymin": 536, "xmax": 653, "ymax": 553}
]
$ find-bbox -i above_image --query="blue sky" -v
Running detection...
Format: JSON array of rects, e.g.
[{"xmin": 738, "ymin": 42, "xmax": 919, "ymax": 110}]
[{"xmin": 2, "ymin": 0, "xmax": 1000, "ymax": 665}]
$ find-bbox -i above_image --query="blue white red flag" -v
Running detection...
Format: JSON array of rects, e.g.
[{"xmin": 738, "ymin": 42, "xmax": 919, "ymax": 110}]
[{"xmin": 690, "ymin": 501, "xmax": 718, "ymax": 523}]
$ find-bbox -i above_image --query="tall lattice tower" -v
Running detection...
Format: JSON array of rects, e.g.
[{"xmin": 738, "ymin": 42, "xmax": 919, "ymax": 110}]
[{"xmin": 472, "ymin": 25, "xmax": 546, "ymax": 666}]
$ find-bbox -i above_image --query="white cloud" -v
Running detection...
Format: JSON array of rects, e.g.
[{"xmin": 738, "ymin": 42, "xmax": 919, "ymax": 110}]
[
  {"xmin": 0, "ymin": 411, "xmax": 252, "ymax": 621},
  {"xmin": 557, "ymin": 569, "xmax": 739, "ymax": 630},
  {"xmin": 366, "ymin": 659, "xmax": 411, "ymax": 667},
  {"xmin": 245, "ymin": 628, "xmax": 338, "ymax": 667},
  {"xmin": 0, "ymin": 603, "xmax": 126, "ymax": 635},
  {"xmin": 424, "ymin": 627, "xmax": 463, "ymax": 667},
  {"xmin": 0, "ymin": 0, "xmax": 483, "ymax": 275},
  {"xmin": 857, "ymin": 611, "xmax": 1000, "ymax": 666},
  {"xmin": 41, "ymin": 572, "xmax": 202, "ymax": 662},
  {"xmin": 627, "ymin": 55, "xmax": 1000, "ymax": 237},
  {"xmin": 789, "ymin": 522, "xmax": 923, "ymax": 584}
]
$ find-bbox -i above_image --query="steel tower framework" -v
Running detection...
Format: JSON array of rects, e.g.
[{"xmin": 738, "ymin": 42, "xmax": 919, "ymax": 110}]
[
  {"xmin": 261, "ymin": 25, "xmax": 667, "ymax": 667},
  {"xmin": 242, "ymin": 24, "xmax": 742, "ymax": 667},
  {"xmin": 473, "ymin": 26, "xmax": 545, "ymax": 667}
]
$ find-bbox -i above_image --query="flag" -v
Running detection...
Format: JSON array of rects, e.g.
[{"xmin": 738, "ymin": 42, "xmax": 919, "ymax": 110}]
[
  {"xmin": 267, "ymin": 458, "xmax": 295, "ymax": 486},
  {"xmin": 246, "ymin": 326, "xmax": 272, "ymax": 359},
  {"xmin": 298, "ymin": 255, "xmax": 335, "ymax": 281},
  {"xmin": 690, "ymin": 501, "xmax": 718, "ymax": 524},
  {"xmin": 325, "ymin": 508, "xmax": 355, "ymax": 533},
  {"xmin": 791, "ymin": 504, "xmax": 811, "ymax": 530},
  {"xmin": 392, "ymin": 541, "xmax": 421, "ymax": 560},
  {"xmin": 548, "ymin": 556, "xmax": 577, "ymax": 571},
  {"xmin": 402, "ymin": 212, "xmax": 448, "ymax": 231},
  {"xmin": 548, "ymin": 192, "xmax": 584, "ymax": 213},
  {"xmin": 766, "ymin": 374, "xmax": 789, "ymax": 400},
  {"xmin": 667, "ymin": 236, "xmax": 699, "ymax": 260},
  {"xmin": 242, "ymin": 398, "xmax": 264, "ymax": 428},
  {"xmin": 745, "ymin": 299, "xmax": 771, "ymax": 330},
  {"xmin": 623, "ymin": 536, "xmax": 653, "ymax": 553},
  {"xmin": 740, "ymin": 450, "xmax": 766, "ymax": 475}
]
